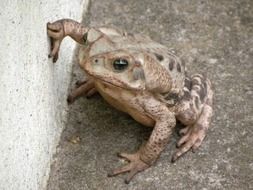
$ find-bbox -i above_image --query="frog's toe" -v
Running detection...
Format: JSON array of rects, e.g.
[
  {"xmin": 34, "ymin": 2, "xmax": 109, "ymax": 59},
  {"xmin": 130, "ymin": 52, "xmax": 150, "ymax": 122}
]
[
  {"xmin": 108, "ymin": 152, "xmax": 149, "ymax": 184},
  {"xmin": 67, "ymin": 94, "xmax": 75, "ymax": 104},
  {"xmin": 67, "ymin": 79, "xmax": 96, "ymax": 104},
  {"xmin": 48, "ymin": 36, "xmax": 62, "ymax": 63},
  {"xmin": 178, "ymin": 125, "xmax": 190, "ymax": 136},
  {"xmin": 172, "ymin": 124, "xmax": 207, "ymax": 162}
]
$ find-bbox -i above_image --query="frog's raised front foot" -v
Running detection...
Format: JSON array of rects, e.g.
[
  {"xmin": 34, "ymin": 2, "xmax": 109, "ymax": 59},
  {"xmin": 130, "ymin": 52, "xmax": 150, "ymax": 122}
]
[
  {"xmin": 67, "ymin": 78, "xmax": 97, "ymax": 104},
  {"xmin": 47, "ymin": 21, "xmax": 65, "ymax": 63},
  {"xmin": 108, "ymin": 152, "xmax": 149, "ymax": 184}
]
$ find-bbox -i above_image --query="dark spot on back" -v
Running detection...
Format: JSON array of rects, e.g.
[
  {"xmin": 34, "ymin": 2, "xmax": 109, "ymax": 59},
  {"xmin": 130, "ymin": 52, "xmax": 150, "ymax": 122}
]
[
  {"xmin": 164, "ymin": 92, "xmax": 182, "ymax": 107},
  {"xmin": 177, "ymin": 63, "xmax": 181, "ymax": 72},
  {"xmin": 203, "ymin": 80, "xmax": 207, "ymax": 89},
  {"xmin": 154, "ymin": 53, "xmax": 164, "ymax": 62},
  {"xmin": 198, "ymin": 83, "xmax": 207, "ymax": 103},
  {"xmin": 165, "ymin": 92, "xmax": 179, "ymax": 101},
  {"xmin": 169, "ymin": 59, "xmax": 175, "ymax": 71},
  {"xmin": 83, "ymin": 33, "xmax": 88, "ymax": 44},
  {"xmin": 184, "ymin": 77, "xmax": 192, "ymax": 90},
  {"xmin": 183, "ymin": 90, "xmax": 191, "ymax": 101}
]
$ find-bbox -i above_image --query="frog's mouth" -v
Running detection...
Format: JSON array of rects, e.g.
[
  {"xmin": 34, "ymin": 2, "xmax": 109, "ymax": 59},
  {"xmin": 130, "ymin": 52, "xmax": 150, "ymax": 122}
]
[
  {"xmin": 100, "ymin": 80, "xmax": 127, "ymax": 89},
  {"xmin": 99, "ymin": 77, "xmax": 139, "ymax": 90},
  {"xmin": 93, "ymin": 74, "xmax": 145, "ymax": 91}
]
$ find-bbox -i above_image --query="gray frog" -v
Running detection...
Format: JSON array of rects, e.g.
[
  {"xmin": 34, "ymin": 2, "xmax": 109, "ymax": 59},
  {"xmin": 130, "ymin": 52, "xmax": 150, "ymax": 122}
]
[{"xmin": 47, "ymin": 19, "xmax": 213, "ymax": 183}]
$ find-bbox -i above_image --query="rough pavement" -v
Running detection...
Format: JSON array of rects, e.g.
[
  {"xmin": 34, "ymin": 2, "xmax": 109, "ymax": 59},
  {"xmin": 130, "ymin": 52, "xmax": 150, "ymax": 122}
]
[{"xmin": 47, "ymin": 0, "xmax": 253, "ymax": 189}]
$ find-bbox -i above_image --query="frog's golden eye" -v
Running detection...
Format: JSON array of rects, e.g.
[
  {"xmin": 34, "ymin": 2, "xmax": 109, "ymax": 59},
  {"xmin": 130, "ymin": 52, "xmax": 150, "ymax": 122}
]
[{"xmin": 113, "ymin": 58, "xmax": 128, "ymax": 71}]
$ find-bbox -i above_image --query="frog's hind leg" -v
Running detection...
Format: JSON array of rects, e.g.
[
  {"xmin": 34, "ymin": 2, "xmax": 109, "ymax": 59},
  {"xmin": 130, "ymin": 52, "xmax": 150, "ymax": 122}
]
[
  {"xmin": 172, "ymin": 74, "xmax": 213, "ymax": 162},
  {"xmin": 67, "ymin": 78, "xmax": 97, "ymax": 104}
]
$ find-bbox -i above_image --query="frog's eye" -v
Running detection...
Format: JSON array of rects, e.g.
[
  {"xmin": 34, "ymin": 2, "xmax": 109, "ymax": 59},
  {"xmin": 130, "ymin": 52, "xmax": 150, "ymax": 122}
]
[{"xmin": 113, "ymin": 59, "xmax": 128, "ymax": 71}]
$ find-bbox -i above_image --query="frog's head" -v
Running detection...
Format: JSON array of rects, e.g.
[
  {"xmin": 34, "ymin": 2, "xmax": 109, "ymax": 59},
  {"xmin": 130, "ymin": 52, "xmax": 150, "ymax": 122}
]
[{"xmin": 82, "ymin": 49, "xmax": 172, "ymax": 93}]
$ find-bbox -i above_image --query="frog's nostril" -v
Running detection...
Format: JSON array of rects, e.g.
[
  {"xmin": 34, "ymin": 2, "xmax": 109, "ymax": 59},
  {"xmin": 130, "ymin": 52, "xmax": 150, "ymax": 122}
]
[{"xmin": 95, "ymin": 59, "xmax": 98, "ymax": 63}]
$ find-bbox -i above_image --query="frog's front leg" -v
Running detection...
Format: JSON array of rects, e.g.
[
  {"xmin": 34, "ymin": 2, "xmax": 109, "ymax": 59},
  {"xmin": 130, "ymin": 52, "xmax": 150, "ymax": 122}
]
[
  {"xmin": 108, "ymin": 97, "xmax": 176, "ymax": 184},
  {"xmin": 67, "ymin": 78, "xmax": 97, "ymax": 104},
  {"xmin": 47, "ymin": 19, "xmax": 89, "ymax": 62}
]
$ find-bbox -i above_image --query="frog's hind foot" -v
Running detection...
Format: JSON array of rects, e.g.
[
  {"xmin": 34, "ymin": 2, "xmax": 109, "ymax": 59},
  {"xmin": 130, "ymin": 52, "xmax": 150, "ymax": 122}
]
[
  {"xmin": 173, "ymin": 74, "xmax": 213, "ymax": 162},
  {"xmin": 67, "ymin": 78, "xmax": 97, "ymax": 104}
]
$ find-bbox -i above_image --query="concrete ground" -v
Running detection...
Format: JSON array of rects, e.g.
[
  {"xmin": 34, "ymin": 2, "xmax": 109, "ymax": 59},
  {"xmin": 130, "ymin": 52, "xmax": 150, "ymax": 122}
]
[{"xmin": 47, "ymin": 0, "xmax": 253, "ymax": 189}]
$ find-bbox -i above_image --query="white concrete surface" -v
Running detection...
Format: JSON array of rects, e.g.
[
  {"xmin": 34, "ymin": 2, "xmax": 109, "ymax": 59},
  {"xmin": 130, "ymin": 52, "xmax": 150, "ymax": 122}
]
[{"xmin": 0, "ymin": 0, "xmax": 88, "ymax": 189}]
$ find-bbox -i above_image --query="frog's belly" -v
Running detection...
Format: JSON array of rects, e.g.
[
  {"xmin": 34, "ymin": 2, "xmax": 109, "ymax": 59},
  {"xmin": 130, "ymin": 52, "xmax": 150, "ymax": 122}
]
[{"xmin": 95, "ymin": 82, "xmax": 155, "ymax": 127}]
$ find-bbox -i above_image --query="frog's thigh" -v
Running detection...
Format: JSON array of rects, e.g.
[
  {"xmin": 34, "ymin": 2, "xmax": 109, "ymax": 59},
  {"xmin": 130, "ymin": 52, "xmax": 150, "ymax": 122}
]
[{"xmin": 172, "ymin": 74, "xmax": 213, "ymax": 162}]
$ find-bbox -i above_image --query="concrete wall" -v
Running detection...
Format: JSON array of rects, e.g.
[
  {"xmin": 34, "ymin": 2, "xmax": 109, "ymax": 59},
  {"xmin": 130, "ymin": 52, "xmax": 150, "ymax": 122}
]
[{"xmin": 0, "ymin": 0, "xmax": 88, "ymax": 189}]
